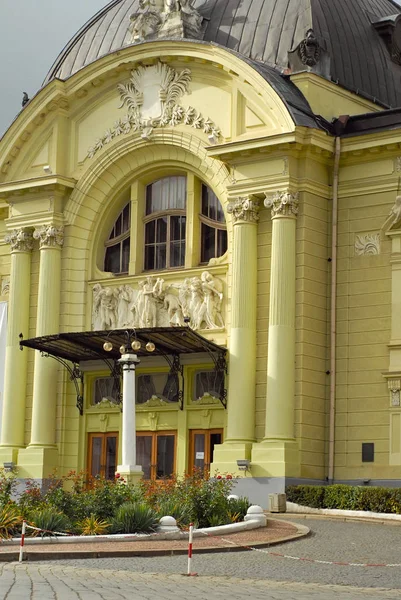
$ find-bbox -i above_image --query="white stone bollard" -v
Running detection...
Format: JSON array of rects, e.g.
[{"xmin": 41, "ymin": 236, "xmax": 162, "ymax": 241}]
[
  {"xmin": 227, "ymin": 494, "xmax": 239, "ymax": 501},
  {"xmin": 244, "ymin": 505, "xmax": 267, "ymax": 526},
  {"xmin": 158, "ymin": 516, "xmax": 180, "ymax": 533}
]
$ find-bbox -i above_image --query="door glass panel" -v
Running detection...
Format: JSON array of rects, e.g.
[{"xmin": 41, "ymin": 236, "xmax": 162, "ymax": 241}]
[
  {"xmin": 194, "ymin": 434, "xmax": 206, "ymax": 470},
  {"xmin": 209, "ymin": 433, "xmax": 222, "ymax": 465},
  {"xmin": 105, "ymin": 436, "xmax": 117, "ymax": 481},
  {"xmin": 136, "ymin": 436, "xmax": 152, "ymax": 479},
  {"xmin": 90, "ymin": 437, "xmax": 102, "ymax": 478},
  {"xmin": 156, "ymin": 435, "xmax": 175, "ymax": 479}
]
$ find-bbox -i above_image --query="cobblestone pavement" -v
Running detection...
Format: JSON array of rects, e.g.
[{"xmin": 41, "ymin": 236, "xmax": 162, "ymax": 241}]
[
  {"xmin": 0, "ymin": 564, "xmax": 399, "ymax": 600},
  {"xmin": 1, "ymin": 518, "xmax": 401, "ymax": 599}
]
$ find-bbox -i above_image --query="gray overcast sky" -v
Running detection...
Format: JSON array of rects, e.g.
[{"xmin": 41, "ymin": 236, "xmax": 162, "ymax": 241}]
[
  {"xmin": 2, "ymin": 1, "xmax": 401, "ymax": 137},
  {"xmin": 0, "ymin": 1, "xmax": 111, "ymax": 137}
]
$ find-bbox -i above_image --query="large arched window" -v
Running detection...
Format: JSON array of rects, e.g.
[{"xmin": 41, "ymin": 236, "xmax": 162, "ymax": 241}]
[
  {"xmin": 200, "ymin": 184, "xmax": 227, "ymax": 264},
  {"xmin": 104, "ymin": 203, "xmax": 130, "ymax": 274},
  {"xmin": 103, "ymin": 175, "xmax": 227, "ymax": 274},
  {"xmin": 144, "ymin": 176, "xmax": 186, "ymax": 270}
]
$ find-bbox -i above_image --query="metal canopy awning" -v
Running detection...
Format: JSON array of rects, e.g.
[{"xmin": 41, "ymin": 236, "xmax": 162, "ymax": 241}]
[
  {"xmin": 19, "ymin": 328, "xmax": 227, "ymax": 415},
  {"xmin": 19, "ymin": 327, "xmax": 226, "ymax": 363}
]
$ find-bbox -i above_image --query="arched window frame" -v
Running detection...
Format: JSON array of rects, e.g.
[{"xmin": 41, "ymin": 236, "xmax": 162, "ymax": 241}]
[
  {"xmin": 102, "ymin": 173, "xmax": 227, "ymax": 276},
  {"xmin": 104, "ymin": 203, "xmax": 131, "ymax": 274}
]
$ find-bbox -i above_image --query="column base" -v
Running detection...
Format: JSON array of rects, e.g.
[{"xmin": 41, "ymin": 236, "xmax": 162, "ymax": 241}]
[
  {"xmin": 251, "ymin": 439, "xmax": 300, "ymax": 478},
  {"xmin": 17, "ymin": 446, "xmax": 59, "ymax": 481},
  {"xmin": 210, "ymin": 441, "xmax": 253, "ymax": 478},
  {"xmin": 116, "ymin": 465, "xmax": 144, "ymax": 485}
]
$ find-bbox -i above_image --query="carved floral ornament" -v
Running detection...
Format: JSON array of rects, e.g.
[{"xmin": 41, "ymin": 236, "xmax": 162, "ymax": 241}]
[
  {"xmin": 5, "ymin": 228, "xmax": 34, "ymax": 252},
  {"xmin": 87, "ymin": 62, "xmax": 221, "ymax": 158},
  {"xmin": 33, "ymin": 224, "xmax": 64, "ymax": 248},
  {"xmin": 354, "ymin": 233, "xmax": 380, "ymax": 256},
  {"xmin": 227, "ymin": 197, "xmax": 260, "ymax": 223},
  {"xmin": 92, "ymin": 272, "xmax": 225, "ymax": 332},
  {"xmin": 264, "ymin": 190, "xmax": 299, "ymax": 219}
]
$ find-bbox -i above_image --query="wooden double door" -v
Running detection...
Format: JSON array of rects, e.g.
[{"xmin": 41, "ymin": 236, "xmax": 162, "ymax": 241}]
[
  {"xmin": 88, "ymin": 432, "xmax": 118, "ymax": 480},
  {"xmin": 189, "ymin": 429, "xmax": 223, "ymax": 475}
]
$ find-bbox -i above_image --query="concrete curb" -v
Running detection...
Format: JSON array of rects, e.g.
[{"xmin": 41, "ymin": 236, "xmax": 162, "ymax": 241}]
[{"xmin": 0, "ymin": 518, "xmax": 310, "ymax": 562}]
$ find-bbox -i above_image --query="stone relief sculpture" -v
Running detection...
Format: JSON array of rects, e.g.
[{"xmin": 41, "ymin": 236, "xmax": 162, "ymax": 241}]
[
  {"xmin": 92, "ymin": 272, "xmax": 225, "ymax": 331},
  {"xmin": 128, "ymin": 0, "xmax": 203, "ymax": 44},
  {"xmin": 382, "ymin": 196, "xmax": 401, "ymax": 230},
  {"xmin": 87, "ymin": 62, "xmax": 221, "ymax": 158},
  {"xmin": 354, "ymin": 233, "xmax": 380, "ymax": 256}
]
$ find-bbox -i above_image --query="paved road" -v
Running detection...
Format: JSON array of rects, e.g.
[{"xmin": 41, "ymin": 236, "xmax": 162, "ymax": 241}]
[{"xmin": 1, "ymin": 518, "xmax": 401, "ymax": 599}]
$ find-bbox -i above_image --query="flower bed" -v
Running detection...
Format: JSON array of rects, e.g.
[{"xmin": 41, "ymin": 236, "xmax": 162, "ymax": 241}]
[{"xmin": 0, "ymin": 468, "xmax": 251, "ymax": 539}]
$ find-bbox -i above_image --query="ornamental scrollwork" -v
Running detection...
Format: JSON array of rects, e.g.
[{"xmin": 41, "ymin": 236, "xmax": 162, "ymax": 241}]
[
  {"xmin": 227, "ymin": 197, "xmax": 260, "ymax": 223},
  {"xmin": 264, "ymin": 190, "xmax": 299, "ymax": 218},
  {"xmin": 92, "ymin": 271, "xmax": 225, "ymax": 332},
  {"xmin": 87, "ymin": 62, "xmax": 221, "ymax": 158},
  {"xmin": 33, "ymin": 224, "xmax": 64, "ymax": 248},
  {"xmin": 5, "ymin": 228, "xmax": 34, "ymax": 252}
]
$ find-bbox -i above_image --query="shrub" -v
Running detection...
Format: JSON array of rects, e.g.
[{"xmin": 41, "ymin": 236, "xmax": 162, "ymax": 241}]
[
  {"xmin": 227, "ymin": 497, "xmax": 251, "ymax": 522},
  {"xmin": 110, "ymin": 502, "xmax": 159, "ymax": 534},
  {"xmin": 77, "ymin": 514, "xmax": 111, "ymax": 536},
  {"xmin": 0, "ymin": 468, "xmax": 18, "ymax": 505},
  {"xmin": 44, "ymin": 471, "xmax": 142, "ymax": 522},
  {"xmin": 286, "ymin": 485, "xmax": 325, "ymax": 508},
  {"xmin": 286, "ymin": 484, "xmax": 401, "ymax": 514},
  {"xmin": 0, "ymin": 504, "xmax": 22, "ymax": 539},
  {"xmin": 30, "ymin": 508, "xmax": 71, "ymax": 536}
]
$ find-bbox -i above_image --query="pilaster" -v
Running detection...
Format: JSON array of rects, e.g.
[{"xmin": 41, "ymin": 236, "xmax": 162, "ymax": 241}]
[
  {"xmin": 0, "ymin": 229, "xmax": 33, "ymax": 464},
  {"xmin": 251, "ymin": 190, "xmax": 300, "ymax": 478},
  {"xmin": 211, "ymin": 196, "xmax": 259, "ymax": 475}
]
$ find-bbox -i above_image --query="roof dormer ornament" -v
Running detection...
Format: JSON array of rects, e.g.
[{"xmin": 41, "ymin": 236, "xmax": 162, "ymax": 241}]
[
  {"xmin": 299, "ymin": 29, "xmax": 320, "ymax": 67},
  {"xmin": 129, "ymin": 0, "xmax": 203, "ymax": 43}
]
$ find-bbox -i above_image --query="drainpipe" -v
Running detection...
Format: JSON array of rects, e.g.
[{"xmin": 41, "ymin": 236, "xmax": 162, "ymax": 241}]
[{"xmin": 328, "ymin": 135, "xmax": 341, "ymax": 484}]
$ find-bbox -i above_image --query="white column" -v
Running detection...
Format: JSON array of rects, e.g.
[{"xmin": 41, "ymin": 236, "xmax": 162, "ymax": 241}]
[{"xmin": 117, "ymin": 353, "xmax": 143, "ymax": 483}]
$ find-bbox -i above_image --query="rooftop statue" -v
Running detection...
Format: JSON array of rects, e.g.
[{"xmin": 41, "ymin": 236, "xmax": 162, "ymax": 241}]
[{"xmin": 129, "ymin": 0, "xmax": 203, "ymax": 43}]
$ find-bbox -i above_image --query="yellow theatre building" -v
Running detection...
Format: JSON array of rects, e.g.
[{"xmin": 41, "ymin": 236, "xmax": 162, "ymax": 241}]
[{"xmin": 4, "ymin": 0, "xmax": 401, "ymax": 505}]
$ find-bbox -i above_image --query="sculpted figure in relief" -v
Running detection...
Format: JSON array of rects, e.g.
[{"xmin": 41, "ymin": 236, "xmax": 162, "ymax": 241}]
[
  {"xmin": 201, "ymin": 271, "xmax": 224, "ymax": 329},
  {"xmin": 92, "ymin": 273, "xmax": 225, "ymax": 331},
  {"xmin": 93, "ymin": 284, "xmax": 118, "ymax": 330}
]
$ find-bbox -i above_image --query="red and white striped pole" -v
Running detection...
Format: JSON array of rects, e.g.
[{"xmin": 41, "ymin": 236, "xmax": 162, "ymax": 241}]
[
  {"xmin": 187, "ymin": 523, "xmax": 197, "ymax": 576},
  {"xmin": 19, "ymin": 520, "xmax": 26, "ymax": 563}
]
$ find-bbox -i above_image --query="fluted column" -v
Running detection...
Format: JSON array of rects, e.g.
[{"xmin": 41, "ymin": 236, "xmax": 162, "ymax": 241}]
[
  {"xmin": 211, "ymin": 197, "xmax": 259, "ymax": 474},
  {"xmin": 264, "ymin": 191, "xmax": 298, "ymax": 440},
  {"xmin": 0, "ymin": 229, "xmax": 33, "ymax": 454},
  {"xmin": 251, "ymin": 190, "xmax": 300, "ymax": 480},
  {"xmin": 29, "ymin": 224, "xmax": 64, "ymax": 449},
  {"xmin": 226, "ymin": 197, "xmax": 259, "ymax": 441}
]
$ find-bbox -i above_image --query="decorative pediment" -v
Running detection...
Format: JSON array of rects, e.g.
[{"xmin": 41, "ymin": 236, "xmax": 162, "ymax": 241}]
[
  {"xmin": 192, "ymin": 393, "xmax": 221, "ymax": 406},
  {"xmin": 137, "ymin": 395, "xmax": 169, "ymax": 408},
  {"xmin": 87, "ymin": 62, "xmax": 221, "ymax": 158}
]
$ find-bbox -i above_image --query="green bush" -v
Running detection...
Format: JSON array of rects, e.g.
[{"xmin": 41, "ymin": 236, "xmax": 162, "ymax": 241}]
[
  {"xmin": 227, "ymin": 496, "xmax": 251, "ymax": 522},
  {"xmin": 286, "ymin": 484, "xmax": 401, "ymax": 514},
  {"xmin": 30, "ymin": 508, "xmax": 71, "ymax": 536},
  {"xmin": 110, "ymin": 502, "xmax": 159, "ymax": 534},
  {"xmin": 286, "ymin": 485, "xmax": 325, "ymax": 508}
]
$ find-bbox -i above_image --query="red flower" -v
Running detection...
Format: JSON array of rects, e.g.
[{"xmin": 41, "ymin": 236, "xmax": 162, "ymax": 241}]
[
  {"xmin": 216, "ymin": 475, "xmax": 222, "ymax": 480},
  {"xmin": 226, "ymin": 474, "xmax": 233, "ymax": 480},
  {"xmin": 115, "ymin": 473, "xmax": 121, "ymax": 479}
]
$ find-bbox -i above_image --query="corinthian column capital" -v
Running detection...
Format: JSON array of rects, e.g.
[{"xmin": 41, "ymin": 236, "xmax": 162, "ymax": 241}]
[
  {"xmin": 264, "ymin": 190, "xmax": 299, "ymax": 219},
  {"xmin": 5, "ymin": 228, "xmax": 34, "ymax": 252},
  {"xmin": 33, "ymin": 224, "xmax": 64, "ymax": 249},
  {"xmin": 227, "ymin": 196, "xmax": 259, "ymax": 223}
]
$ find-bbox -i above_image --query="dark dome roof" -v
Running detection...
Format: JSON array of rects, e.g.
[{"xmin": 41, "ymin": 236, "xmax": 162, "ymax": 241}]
[{"xmin": 44, "ymin": 0, "xmax": 401, "ymax": 108}]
